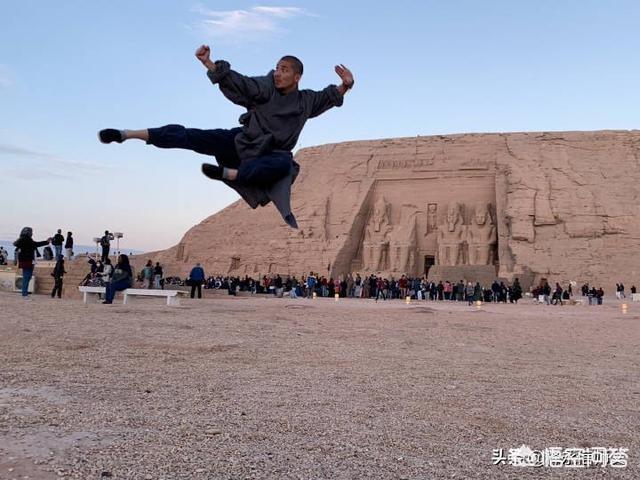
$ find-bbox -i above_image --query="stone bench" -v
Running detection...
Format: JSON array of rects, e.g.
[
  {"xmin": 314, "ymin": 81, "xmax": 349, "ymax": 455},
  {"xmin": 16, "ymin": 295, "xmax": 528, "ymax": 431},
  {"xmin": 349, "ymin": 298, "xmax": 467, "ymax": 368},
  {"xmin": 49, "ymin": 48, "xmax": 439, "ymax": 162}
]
[
  {"xmin": 78, "ymin": 286, "xmax": 180, "ymax": 306},
  {"xmin": 123, "ymin": 288, "xmax": 180, "ymax": 306},
  {"xmin": 78, "ymin": 286, "xmax": 106, "ymax": 303}
]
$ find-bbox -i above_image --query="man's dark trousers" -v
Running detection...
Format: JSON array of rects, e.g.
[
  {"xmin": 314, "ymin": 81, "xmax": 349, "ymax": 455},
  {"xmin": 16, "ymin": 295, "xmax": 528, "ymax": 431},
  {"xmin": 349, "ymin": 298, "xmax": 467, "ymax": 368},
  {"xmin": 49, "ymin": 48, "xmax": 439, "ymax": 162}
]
[
  {"xmin": 148, "ymin": 125, "xmax": 292, "ymax": 187},
  {"xmin": 191, "ymin": 282, "xmax": 202, "ymax": 299}
]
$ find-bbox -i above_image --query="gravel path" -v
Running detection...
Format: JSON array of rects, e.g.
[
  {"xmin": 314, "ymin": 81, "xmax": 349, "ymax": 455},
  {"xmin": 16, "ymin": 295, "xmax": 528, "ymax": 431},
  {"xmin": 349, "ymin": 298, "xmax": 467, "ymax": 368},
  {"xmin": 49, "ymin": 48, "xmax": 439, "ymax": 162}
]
[{"xmin": 1, "ymin": 292, "xmax": 638, "ymax": 479}]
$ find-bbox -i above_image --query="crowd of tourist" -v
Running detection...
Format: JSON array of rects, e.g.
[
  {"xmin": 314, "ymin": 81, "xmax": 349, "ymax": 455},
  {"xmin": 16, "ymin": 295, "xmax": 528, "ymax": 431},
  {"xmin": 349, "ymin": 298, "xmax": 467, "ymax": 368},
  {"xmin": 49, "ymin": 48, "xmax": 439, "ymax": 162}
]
[
  {"xmin": 127, "ymin": 269, "xmax": 626, "ymax": 306},
  {"xmin": 10, "ymin": 227, "xmax": 631, "ymax": 306}
]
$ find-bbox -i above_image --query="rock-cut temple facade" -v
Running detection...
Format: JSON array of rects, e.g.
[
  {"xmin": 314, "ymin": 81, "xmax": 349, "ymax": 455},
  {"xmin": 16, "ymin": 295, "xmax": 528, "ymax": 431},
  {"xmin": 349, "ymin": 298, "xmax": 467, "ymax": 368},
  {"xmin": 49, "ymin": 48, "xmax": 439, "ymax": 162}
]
[{"xmin": 152, "ymin": 130, "xmax": 640, "ymax": 287}]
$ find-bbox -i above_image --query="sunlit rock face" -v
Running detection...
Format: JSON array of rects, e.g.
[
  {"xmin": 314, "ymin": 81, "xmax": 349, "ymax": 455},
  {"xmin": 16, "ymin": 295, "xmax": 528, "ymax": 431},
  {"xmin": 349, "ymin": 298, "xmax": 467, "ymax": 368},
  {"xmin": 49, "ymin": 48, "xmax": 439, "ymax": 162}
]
[{"xmin": 151, "ymin": 130, "xmax": 640, "ymax": 287}]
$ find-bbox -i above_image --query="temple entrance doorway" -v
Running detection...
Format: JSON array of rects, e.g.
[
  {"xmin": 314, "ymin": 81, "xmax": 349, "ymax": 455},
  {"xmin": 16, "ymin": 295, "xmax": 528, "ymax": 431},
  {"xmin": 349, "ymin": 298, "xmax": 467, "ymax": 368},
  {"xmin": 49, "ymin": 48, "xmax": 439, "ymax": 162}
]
[{"xmin": 424, "ymin": 255, "xmax": 435, "ymax": 277}]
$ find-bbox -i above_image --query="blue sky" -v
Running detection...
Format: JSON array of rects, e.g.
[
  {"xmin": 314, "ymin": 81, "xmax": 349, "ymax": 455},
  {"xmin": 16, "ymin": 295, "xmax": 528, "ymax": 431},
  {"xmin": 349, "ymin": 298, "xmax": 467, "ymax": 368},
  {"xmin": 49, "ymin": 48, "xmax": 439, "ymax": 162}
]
[{"xmin": 1, "ymin": 1, "xmax": 639, "ymax": 251}]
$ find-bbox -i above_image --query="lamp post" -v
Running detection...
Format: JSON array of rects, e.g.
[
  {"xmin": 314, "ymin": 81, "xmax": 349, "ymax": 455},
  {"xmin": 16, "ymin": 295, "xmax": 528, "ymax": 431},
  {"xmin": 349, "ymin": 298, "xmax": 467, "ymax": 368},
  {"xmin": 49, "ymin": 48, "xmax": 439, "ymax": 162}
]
[
  {"xmin": 113, "ymin": 232, "xmax": 123, "ymax": 256},
  {"xmin": 92, "ymin": 237, "xmax": 101, "ymax": 260}
]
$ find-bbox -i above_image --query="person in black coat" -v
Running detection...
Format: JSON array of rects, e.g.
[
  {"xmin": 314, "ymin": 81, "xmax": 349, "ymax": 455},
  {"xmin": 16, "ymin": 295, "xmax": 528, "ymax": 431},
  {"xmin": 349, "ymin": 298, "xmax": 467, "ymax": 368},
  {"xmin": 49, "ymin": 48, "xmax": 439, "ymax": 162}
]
[
  {"xmin": 64, "ymin": 231, "xmax": 74, "ymax": 260},
  {"xmin": 51, "ymin": 229, "xmax": 64, "ymax": 259},
  {"xmin": 13, "ymin": 227, "xmax": 52, "ymax": 298},
  {"xmin": 51, "ymin": 256, "xmax": 66, "ymax": 298}
]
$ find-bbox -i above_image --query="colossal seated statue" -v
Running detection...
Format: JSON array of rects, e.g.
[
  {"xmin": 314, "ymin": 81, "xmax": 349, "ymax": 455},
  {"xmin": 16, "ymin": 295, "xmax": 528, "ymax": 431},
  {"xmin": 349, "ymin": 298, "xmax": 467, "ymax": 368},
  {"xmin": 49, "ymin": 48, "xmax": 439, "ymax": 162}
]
[
  {"xmin": 467, "ymin": 202, "xmax": 497, "ymax": 265},
  {"xmin": 437, "ymin": 202, "xmax": 466, "ymax": 266},
  {"xmin": 363, "ymin": 196, "xmax": 391, "ymax": 271},
  {"xmin": 390, "ymin": 206, "xmax": 418, "ymax": 273}
]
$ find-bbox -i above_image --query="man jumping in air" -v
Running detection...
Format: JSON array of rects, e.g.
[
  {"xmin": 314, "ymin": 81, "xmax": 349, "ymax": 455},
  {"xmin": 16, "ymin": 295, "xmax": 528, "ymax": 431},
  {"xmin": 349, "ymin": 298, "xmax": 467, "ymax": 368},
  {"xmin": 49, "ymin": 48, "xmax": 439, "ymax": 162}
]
[{"xmin": 99, "ymin": 45, "xmax": 354, "ymax": 228}]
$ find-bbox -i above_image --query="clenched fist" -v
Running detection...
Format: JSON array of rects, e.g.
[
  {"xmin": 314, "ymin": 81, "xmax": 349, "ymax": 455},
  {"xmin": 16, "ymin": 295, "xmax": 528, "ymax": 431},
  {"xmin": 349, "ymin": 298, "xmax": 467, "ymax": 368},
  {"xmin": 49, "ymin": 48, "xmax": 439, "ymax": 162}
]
[{"xmin": 195, "ymin": 45, "xmax": 211, "ymax": 63}]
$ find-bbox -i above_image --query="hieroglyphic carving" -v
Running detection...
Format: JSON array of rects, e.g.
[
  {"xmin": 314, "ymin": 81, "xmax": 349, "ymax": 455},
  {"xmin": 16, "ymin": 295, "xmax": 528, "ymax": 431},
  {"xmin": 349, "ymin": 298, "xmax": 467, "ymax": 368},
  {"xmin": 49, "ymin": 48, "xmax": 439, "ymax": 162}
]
[
  {"xmin": 377, "ymin": 157, "xmax": 435, "ymax": 170},
  {"xmin": 467, "ymin": 203, "xmax": 497, "ymax": 265},
  {"xmin": 436, "ymin": 203, "xmax": 466, "ymax": 266}
]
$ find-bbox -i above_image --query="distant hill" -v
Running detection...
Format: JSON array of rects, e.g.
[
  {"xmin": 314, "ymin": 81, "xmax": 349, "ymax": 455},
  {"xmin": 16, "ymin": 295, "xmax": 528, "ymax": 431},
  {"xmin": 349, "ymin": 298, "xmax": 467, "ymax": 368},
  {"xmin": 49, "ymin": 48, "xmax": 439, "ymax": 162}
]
[{"xmin": 0, "ymin": 240, "xmax": 144, "ymax": 261}]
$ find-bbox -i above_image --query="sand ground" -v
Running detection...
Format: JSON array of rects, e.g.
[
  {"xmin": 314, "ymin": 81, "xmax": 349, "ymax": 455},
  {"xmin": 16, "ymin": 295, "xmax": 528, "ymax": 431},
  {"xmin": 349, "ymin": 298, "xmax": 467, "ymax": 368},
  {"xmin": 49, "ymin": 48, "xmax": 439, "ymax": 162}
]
[{"xmin": 0, "ymin": 291, "xmax": 638, "ymax": 479}]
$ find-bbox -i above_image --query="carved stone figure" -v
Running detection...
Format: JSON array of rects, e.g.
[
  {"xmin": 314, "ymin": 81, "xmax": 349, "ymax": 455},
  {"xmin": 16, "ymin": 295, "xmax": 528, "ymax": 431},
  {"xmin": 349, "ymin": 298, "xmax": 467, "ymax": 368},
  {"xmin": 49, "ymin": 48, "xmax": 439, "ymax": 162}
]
[
  {"xmin": 363, "ymin": 196, "xmax": 391, "ymax": 271},
  {"xmin": 390, "ymin": 206, "xmax": 418, "ymax": 273},
  {"xmin": 467, "ymin": 203, "xmax": 497, "ymax": 265},
  {"xmin": 426, "ymin": 203, "xmax": 438, "ymax": 235},
  {"xmin": 437, "ymin": 202, "xmax": 466, "ymax": 266}
]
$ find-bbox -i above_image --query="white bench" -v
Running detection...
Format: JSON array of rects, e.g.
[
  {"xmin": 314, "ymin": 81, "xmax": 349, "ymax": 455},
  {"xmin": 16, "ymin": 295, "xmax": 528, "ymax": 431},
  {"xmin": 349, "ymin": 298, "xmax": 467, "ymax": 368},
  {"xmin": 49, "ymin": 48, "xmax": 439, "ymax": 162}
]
[
  {"xmin": 78, "ymin": 286, "xmax": 106, "ymax": 303},
  {"xmin": 78, "ymin": 286, "xmax": 180, "ymax": 306},
  {"xmin": 123, "ymin": 289, "xmax": 180, "ymax": 306}
]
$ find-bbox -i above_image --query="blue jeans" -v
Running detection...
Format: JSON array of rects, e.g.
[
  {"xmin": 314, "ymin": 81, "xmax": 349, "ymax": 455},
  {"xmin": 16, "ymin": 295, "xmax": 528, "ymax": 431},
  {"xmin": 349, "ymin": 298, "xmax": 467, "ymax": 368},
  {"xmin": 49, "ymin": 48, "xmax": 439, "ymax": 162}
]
[
  {"xmin": 21, "ymin": 267, "xmax": 33, "ymax": 297},
  {"xmin": 54, "ymin": 245, "xmax": 62, "ymax": 259},
  {"xmin": 147, "ymin": 125, "xmax": 292, "ymax": 187},
  {"xmin": 105, "ymin": 279, "xmax": 131, "ymax": 303}
]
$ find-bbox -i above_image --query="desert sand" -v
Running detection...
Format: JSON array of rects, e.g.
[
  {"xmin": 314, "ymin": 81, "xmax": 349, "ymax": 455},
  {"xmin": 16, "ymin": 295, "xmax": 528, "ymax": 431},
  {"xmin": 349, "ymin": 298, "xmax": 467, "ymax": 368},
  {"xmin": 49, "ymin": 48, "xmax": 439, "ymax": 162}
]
[{"xmin": 1, "ymin": 291, "xmax": 638, "ymax": 479}]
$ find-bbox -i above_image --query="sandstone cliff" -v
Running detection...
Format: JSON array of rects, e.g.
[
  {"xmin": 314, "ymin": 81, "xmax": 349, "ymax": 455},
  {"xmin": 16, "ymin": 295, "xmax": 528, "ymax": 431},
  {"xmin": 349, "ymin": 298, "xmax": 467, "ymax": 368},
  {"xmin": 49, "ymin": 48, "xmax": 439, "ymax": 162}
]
[{"xmin": 147, "ymin": 130, "xmax": 640, "ymax": 288}]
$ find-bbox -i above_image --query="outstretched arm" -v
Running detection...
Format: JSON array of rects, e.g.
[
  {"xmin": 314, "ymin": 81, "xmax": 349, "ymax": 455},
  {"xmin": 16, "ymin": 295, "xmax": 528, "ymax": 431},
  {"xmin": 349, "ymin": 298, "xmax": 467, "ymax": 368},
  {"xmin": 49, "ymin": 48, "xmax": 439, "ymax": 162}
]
[
  {"xmin": 306, "ymin": 64, "xmax": 354, "ymax": 118},
  {"xmin": 195, "ymin": 44, "xmax": 271, "ymax": 106},
  {"xmin": 335, "ymin": 64, "xmax": 354, "ymax": 96}
]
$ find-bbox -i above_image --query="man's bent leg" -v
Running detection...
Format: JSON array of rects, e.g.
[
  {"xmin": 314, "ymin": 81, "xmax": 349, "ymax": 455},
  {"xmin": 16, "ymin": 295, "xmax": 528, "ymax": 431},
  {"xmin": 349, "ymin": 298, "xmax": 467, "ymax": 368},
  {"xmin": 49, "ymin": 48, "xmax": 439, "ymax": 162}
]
[{"xmin": 235, "ymin": 152, "xmax": 292, "ymax": 187}]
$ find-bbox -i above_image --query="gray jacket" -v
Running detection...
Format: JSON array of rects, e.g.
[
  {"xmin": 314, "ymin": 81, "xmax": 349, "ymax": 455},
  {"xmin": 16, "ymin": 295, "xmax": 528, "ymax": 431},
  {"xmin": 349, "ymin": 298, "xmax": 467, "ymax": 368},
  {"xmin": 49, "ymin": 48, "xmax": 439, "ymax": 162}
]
[{"xmin": 207, "ymin": 61, "xmax": 344, "ymax": 228}]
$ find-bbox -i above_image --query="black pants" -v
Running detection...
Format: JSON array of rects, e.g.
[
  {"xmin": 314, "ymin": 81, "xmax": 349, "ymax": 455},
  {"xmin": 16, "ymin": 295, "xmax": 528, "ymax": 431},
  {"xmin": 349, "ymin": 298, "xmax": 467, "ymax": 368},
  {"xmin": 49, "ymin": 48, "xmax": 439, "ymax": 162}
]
[
  {"xmin": 147, "ymin": 125, "xmax": 292, "ymax": 187},
  {"xmin": 51, "ymin": 277, "xmax": 63, "ymax": 298},
  {"xmin": 101, "ymin": 246, "xmax": 110, "ymax": 262},
  {"xmin": 190, "ymin": 283, "xmax": 202, "ymax": 299}
]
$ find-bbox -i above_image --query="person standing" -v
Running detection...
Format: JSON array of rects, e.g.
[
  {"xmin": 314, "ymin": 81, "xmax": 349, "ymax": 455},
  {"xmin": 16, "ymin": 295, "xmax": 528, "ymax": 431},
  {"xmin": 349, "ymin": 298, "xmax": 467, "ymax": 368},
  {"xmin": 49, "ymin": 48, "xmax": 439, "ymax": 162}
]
[
  {"xmin": 375, "ymin": 276, "xmax": 386, "ymax": 301},
  {"xmin": 64, "ymin": 231, "xmax": 74, "ymax": 260},
  {"xmin": 142, "ymin": 260, "xmax": 154, "ymax": 289},
  {"xmin": 51, "ymin": 229, "xmax": 64, "ymax": 260},
  {"xmin": 13, "ymin": 227, "xmax": 52, "ymax": 298},
  {"xmin": 189, "ymin": 263, "xmax": 206, "ymax": 299},
  {"xmin": 306, "ymin": 272, "xmax": 317, "ymax": 299},
  {"xmin": 51, "ymin": 256, "xmax": 66, "ymax": 299},
  {"xmin": 153, "ymin": 262, "xmax": 164, "ymax": 289},
  {"xmin": 465, "ymin": 282, "xmax": 475, "ymax": 306},
  {"xmin": 100, "ymin": 230, "xmax": 114, "ymax": 262}
]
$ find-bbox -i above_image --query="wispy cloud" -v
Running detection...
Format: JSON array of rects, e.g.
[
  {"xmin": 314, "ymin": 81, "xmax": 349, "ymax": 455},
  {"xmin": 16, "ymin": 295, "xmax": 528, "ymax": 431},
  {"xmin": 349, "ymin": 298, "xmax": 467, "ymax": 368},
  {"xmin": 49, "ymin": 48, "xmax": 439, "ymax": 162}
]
[
  {"xmin": 0, "ymin": 143, "xmax": 109, "ymax": 180},
  {"xmin": 192, "ymin": 5, "xmax": 311, "ymax": 43},
  {"xmin": 0, "ymin": 144, "xmax": 56, "ymax": 159},
  {"xmin": 0, "ymin": 64, "xmax": 14, "ymax": 88}
]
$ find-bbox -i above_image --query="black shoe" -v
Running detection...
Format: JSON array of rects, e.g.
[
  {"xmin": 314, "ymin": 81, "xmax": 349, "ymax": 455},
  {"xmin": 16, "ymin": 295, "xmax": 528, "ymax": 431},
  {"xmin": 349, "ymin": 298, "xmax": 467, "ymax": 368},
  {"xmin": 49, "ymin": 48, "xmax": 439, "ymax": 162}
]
[
  {"xmin": 102, "ymin": 301, "xmax": 112, "ymax": 304},
  {"xmin": 201, "ymin": 163, "xmax": 223, "ymax": 180},
  {"xmin": 99, "ymin": 129, "xmax": 123, "ymax": 144}
]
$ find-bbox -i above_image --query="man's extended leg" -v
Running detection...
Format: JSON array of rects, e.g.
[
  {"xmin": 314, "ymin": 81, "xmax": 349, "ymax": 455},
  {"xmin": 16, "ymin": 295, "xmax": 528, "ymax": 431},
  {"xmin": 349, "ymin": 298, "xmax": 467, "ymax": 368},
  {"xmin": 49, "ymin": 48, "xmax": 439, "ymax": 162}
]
[{"xmin": 100, "ymin": 125, "xmax": 241, "ymax": 165}]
